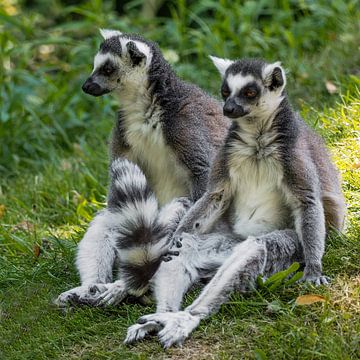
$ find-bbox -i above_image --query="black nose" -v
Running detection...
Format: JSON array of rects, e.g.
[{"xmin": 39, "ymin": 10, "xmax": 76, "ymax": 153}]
[
  {"xmin": 82, "ymin": 78, "xmax": 109, "ymax": 97},
  {"xmin": 223, "ymin": 102, "xmax": 236, "ymax": 117},
  {"xmin": 223, "ymin": 99, "xmax": 248, "ymax": 118}
]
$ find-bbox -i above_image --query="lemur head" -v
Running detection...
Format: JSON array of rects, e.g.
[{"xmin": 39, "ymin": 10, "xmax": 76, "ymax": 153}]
[
  {"xmin": 82, "ymin": 29, "xmax": 154, "ymax": 97},
  {"xmin": 210, "ymin": 57, "xmax": 286, "ymax": 120}
]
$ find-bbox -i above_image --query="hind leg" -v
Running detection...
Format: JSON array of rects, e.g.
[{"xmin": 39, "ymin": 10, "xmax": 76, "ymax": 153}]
[
  {"xmin": 56, "ymin": 159, "xmax": 146, "ymax": 307},
  {"xmin": 135, "ymin": 230, "xmax": 301, "ymax": 348},
  {"xmin": 95, "ymin": 197, "xmax": 191, "ymax": 307},
  {"xmin": 124, "ymin": 232, "xmax": 203, "ymax": 344},
  {"xmin": 125, "ymin": 231, "xmax": 232, "ymax": 344},
  {"xmin": 55, "ymin": 210, "xmax": 118, "ymax": 307}
]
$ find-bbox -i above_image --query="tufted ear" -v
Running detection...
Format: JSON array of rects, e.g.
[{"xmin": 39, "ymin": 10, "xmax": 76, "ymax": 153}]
[
  {"xmin": 126, "ymin": 41, "xmax": 146, "ymax": 66},
  {"xmin": 99, "ymin": 28, "xmax": 122, "ymax": 40},
  {"xmin": 209, "ymin": 55, "xmax": 234, "ymax": 77},
  {"xmin": 263, "ymin": 62, "xmax": 286, "ymax": 91}
]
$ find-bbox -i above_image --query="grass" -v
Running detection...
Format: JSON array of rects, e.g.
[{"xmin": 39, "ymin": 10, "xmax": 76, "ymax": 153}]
[{"xmin": 1, "ymin": 0, "xmax": 360, "ymax": 359}]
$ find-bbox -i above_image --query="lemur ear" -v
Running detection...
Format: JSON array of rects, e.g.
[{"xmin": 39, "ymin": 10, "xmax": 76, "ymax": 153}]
[
  {"xmin": 209, "ymin": 56, "xmax": 234, "ymax": 77},
  {"xmin": 263, "ymin": 62, "xmax": 286, "ymax": 91},
  {"xmin": 99, "ymin": 29, "xmax": 122, "ymax": 40},
  {"xmin": 126, "ymin": 41, "xmax": 146, "ymax": 66}
]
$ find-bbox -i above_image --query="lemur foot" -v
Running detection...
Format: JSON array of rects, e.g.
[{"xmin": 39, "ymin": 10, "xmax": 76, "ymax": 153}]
[
  {"xmin": 55, "ymin": 284, "xmax": 107, "ymax": 307},
  {"xmin": 124, "ymin": 320, "xmax": 162, "ymax": 344},
  {"xmin": 131, "ymin": 311, "xmax": 200, "ymax": 348},
  {"xmin": 302, "ymin": 274, "xmax": 330, "ymax": 286},
  {"xmin": 95, "ymin": 280, "xmax": 127, "ymax": 306}
]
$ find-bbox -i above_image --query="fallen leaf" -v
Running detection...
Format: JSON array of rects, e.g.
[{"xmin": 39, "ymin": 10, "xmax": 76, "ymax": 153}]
[
  {"xmin": 352, "ymin": 162, "xmax": 360, "ymax": 169},
  {"xmin": 0, "ymin": 205, "xmax": 5, "ymax": 218},
  {"xmin": 33, "ymin": 244, "xmax": 41, "ymax": 258},
  {"xmin": 296, "ymin": 294, "xmax": 326, "ymax": 305},
  {"xmin": 325, "ymin": 81, "xmax": 337, "ymax": 94}
]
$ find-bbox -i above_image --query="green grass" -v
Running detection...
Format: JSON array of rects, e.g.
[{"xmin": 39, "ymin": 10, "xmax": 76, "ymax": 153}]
[{"xmin": 1, "ymin": 1, "xmax": 360, "ymax": 359}]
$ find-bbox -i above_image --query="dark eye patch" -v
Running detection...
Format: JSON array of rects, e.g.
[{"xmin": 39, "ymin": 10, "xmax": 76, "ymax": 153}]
[
  {"xmin": 99, "ymin": 60, "xmax": 116, "ymax": 76},
  {"xmin": 240, "ymin": 82, "xmax": 260, "ymax": 99},
  {"xmin": 221, "ymin": 82, "xmax": 230, "ymax": 99}
]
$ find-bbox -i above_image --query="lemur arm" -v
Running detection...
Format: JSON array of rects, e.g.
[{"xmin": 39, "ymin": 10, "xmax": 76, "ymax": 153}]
[
  {"xmin": 109, "ymin": 110, "xmax": 131, "ymax": 160},
  {"xmin": 164, "ymin": 107, "xmax": 218, "ymax": 202},
  {"xmin": 173, "ymin": 184, "xmax": 231, "ymax": 239},
  {"xmin": 284, "ymin": 150, "xmax": 326, "ymax": 284},
  {"xmin": 176, "ymin": 137, "xmax": 213, "ymax": 202}
]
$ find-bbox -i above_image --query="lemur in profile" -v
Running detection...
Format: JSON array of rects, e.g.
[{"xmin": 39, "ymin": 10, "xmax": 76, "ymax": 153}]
[
  {"xmin": 56, "ymin": 30, "xmax": 230, "ymax": 307},
  {"xmin": 125, "ymin": 57, "xmax": 346, "ymax": 348}
]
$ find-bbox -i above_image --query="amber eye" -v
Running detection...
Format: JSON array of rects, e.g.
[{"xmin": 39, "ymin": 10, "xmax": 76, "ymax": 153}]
[
  {"xmin": 244, "ymin": 89, "xmax": 257, "ymax": 98},
  {"xmin": 221, "ymin": 89, "xmax": 230, "ymax": 98}
]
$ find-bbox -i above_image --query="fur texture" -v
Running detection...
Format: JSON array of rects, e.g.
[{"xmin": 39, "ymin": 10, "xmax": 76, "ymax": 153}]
[
  {"xmin": 125, "ymin": 57, "xmax": 345, "ymax": 348},
  {"xmin": 56, "ymin": 31, "xmax": 229, "ymax": 306},
  {"xmin": 56, "ymin": 159, "xmax": 189, "ymax": 307}
]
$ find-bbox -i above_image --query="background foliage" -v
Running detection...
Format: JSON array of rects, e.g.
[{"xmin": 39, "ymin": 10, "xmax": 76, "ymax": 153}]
[{"xmin": 0, "ymin": 1, "xmax": 359, "ymax": 359}]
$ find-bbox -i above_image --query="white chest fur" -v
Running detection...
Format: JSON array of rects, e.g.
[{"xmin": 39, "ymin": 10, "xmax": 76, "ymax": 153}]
[
  {"xmin": 121, "ymin": 99, "xmax": 189, "ymax": 206},
  {"xmin": 228, "ymin": 127, "xmax": 290, "ymax": 238}
]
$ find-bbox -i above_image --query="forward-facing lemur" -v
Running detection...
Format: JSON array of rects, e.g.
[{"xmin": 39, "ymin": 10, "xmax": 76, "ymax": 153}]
[
  {"xmin": 125, "ymin": 57, "xmax": 346, "ymax": 348},
  {"xmin": 56, "ymin": 30, "xmax": 230, "ymax": 307}
]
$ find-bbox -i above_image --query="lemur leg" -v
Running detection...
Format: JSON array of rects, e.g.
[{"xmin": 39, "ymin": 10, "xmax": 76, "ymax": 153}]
[
  {"xmin": 55, "ymin": 210, "xmax": 119, "ymax": 307},
  {"xmin": 56, "ymin": 158, "xmax": 155, "ymax": 307},
  {"xmin": 125, "ymin": 231, "xmax": 234, "ymax": 344},
  {"xmin": 95, "ymin": 197, "xmax": 191, "ymax": 307},
  {"xmin": 124, "ymin": 232, "xmax": 202, "ymax": 344},
  {"xmin": 134, "ymin": 230, "xmax": 300, "ymax": 348}
]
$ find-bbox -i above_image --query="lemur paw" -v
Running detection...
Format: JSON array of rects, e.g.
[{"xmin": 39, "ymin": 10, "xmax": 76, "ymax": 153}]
[
  {"xmin": 301, "ymin": 265, "xmax": 330, "ymax": 286},
  {"xmin": 124, "ymin": 320, "xmax": 162, "ymax": 344},
  {"xmin": 134, "ymin": 311, "xmax": 200, "ymax": 348},
  {"xmin": 95, "ymin": 280, "xmax": 127, "ymax": 306},
  {"xmin": 55, "ymin": 284, "xmax": 107, "ymax": 307},
  {"xmin": 302, "ymin": 274, "xmax": 330, "ymax": 286},
  {"xmin": 175, "ymin": 197, "xmax": 192, "ymax": 210},
  {"xmin": 168, "ymin": 232, "xmax": 185, "ymax": 251},
  {"xmin": 161, "ymin": 249, "xmax": 180, "ymax": 262}
]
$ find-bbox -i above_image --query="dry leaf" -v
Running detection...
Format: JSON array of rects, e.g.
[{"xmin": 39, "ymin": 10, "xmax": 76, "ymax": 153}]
[
  {"xmin": 352, "ymin": 162, "xmax": 360, "ymax": 169},
  {"xmin": 296, "ymin": 294, "xmax": 326, "ymax": 305},
  {"xmin": 33, "ymin": 244, "xmax": 41, "ymax": 258},
  {"xmin": 325, "ymin": 81, "xmax": 337, "ymax": 94},
  {"xmin": 0, "ymin": 204, "xmax": 5, "ymax": 218}
]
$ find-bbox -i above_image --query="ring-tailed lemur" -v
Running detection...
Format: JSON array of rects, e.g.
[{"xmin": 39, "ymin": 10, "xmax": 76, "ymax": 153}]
[
  {"xmin": 56, "ymin": 30, "xmax": 230, "ymax": 307},
  {"xmin": 125, "ymin": 57, "xmax": 346, "ymax": 348}
]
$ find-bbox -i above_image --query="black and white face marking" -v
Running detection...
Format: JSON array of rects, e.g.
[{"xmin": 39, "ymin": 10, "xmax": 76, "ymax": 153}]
[
  {"xmin": 210, "ymin": 56, "xmax": 286, "ymax": 120},
  {"xmin": 82, "ymin": 29, "xmax": 152, "ymax": 97},
  {"xmin": 82, "ymin": 55, "xmax": 118, "ymax": 96},
  {"xmin": 222, "ymin": 74, "xmax": 262, "ymax": 118}
]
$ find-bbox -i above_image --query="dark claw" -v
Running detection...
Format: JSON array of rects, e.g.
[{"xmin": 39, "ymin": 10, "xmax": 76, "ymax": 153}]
[
  {"xmin": 89, "ymin": 285, "xmax": 98, "ymax": 295},
  {"xmin": 176, "ymin": 241, "xmax": 182, "ymax": 248},
  {"xmin": 138, "ymin": 317, "xmax": 147, "ymax": 324},
  {"xmin": 163, "ymin": 256, "xmax": 173, "ymax": 262},
  {"xmin": 167, "ymin": 250, "xmax": 179, "ymax": 256},
  {"xmin": 69, "ymin": 294, "xmax": 80, "ymax": 304}
]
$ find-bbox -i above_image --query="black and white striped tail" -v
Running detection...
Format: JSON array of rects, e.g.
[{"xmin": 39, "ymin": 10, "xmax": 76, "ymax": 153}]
[{"xmin": 108, "ymin": 158, "xmax": 190, "ymax": 296}]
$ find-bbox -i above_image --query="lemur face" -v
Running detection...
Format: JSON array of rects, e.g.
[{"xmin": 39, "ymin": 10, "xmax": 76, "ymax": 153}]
[
  {"xmin": 210, "ymin": 56, "xmax": 286, "ymax": 120},
  {"xmin": 82, "ymin": 29, "xmax": 152, "ymax": 97}
]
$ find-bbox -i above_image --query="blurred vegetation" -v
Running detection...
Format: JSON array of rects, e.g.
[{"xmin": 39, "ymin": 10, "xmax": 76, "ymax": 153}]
[
  {"xmin": 0, "ymin": 1, "xmax": 359, "ymax": 359},
  {"xmin": 0, "ymin": 0, "xmax": 359, "ymax": 174}
]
